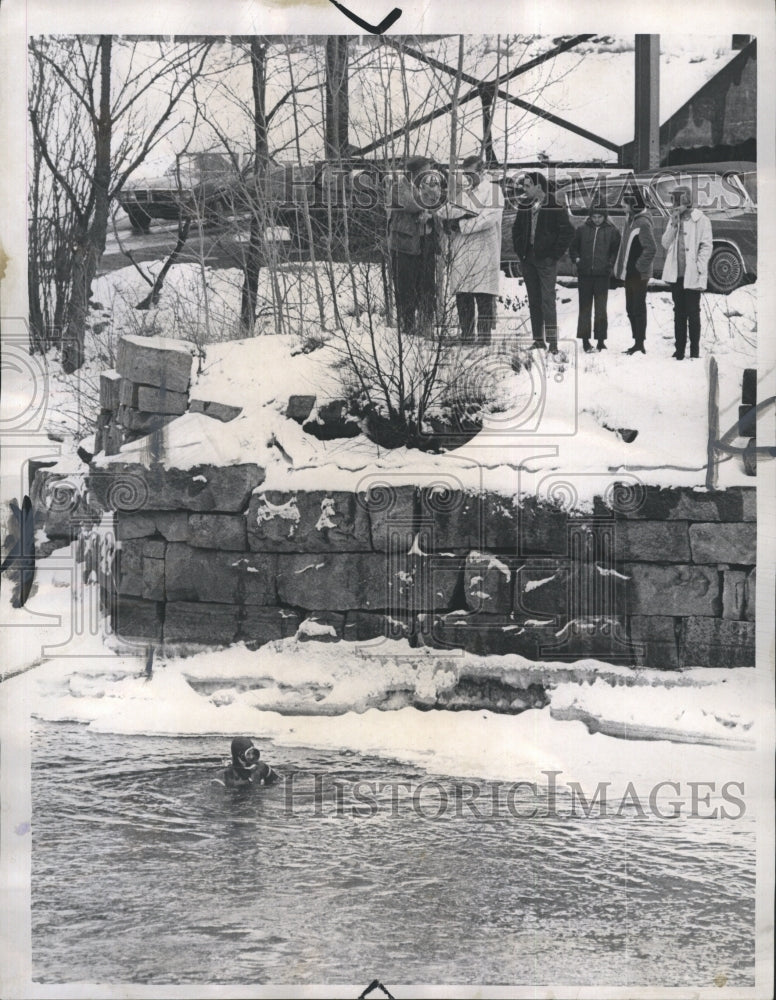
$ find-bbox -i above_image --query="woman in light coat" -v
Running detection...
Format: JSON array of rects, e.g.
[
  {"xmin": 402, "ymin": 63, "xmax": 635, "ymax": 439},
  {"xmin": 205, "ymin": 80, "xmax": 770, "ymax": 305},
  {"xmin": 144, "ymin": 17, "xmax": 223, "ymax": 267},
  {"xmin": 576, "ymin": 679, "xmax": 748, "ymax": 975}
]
[
  {"xmin": 661, "ymin": 185, "xmax": 713, "ymax": 359},
  {"xmin": 441, "ymin": 156, "xmax": 504, "ymax": 344}
]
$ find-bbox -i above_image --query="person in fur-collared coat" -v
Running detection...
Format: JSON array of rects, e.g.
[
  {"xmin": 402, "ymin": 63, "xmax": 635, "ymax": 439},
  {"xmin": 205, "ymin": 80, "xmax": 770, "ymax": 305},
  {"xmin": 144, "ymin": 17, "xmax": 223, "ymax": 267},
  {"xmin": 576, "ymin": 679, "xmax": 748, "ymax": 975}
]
[{"xmin": 661, "ymin": 185, "xmax": 713, "ymax": 360}]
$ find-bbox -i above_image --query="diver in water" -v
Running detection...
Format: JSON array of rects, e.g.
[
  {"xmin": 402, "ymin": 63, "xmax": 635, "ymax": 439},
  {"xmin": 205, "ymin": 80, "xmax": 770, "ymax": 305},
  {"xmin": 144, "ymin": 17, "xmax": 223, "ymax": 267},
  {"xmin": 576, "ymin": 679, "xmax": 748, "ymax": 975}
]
[{"xmin": 221, "ymin": 737, "xmax": 280, "ymax": 789}]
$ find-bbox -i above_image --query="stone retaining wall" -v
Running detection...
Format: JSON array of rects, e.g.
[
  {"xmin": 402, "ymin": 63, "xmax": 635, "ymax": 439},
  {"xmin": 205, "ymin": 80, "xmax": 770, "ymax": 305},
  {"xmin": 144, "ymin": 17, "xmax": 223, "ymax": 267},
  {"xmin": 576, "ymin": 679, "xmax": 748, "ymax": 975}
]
[
  {"xmin": 88, "ymin": 460, "xmax": 755, "ymax": 668},
  {"xmin": 27, "ymin": 334, "xmax": 752, "ymax": 671}
]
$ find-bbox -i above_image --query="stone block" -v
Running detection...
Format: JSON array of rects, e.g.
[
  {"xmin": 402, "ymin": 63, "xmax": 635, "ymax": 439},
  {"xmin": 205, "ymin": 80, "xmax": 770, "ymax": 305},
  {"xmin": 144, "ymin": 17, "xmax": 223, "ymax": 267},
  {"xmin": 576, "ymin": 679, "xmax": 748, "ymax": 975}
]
[
  {"xmin": 359, "ymin": 484, "xmax": 417, "ymax": 552},
  {"xmin": 154, "ymin": 512, "xmax": 190, "ymax": 541},
  {"xmin": 188, "ymin": 513, "xmax": 247, "ymax": 551},
  {"xmin": 464, "ymin": 551, "xmax": 513, "ymax": 613},
  {"xmin": 248, "ymin": 490, "xmax": 371, "ymax": 552},
  {"xmin": 164, "ymin": 601, "xmax": 238, "ymax": 645},
  {"xmin": 539, "ymin": 617, "xmax": 634, "ymax": 664},
  {"xmin": 276, "ymin": 553, "xmax": 389, "ymax": 611},
  {"xmin": 613, "ymin": 521, "xmax": 690, "ymax": 562},
  {"xmin": 629, "ymin": 615, "xmax": 681, "ymax": 669},
  {"xmin": 689, "ymin": 523, "xmax": 756, "ymax": 565},
  {"xmin": 745, "ymin": 568, "xmax": 756, "ymax": 622},
  {"xmin": 142, "ymin": 557, "xmax": 165, "ymax": 601},
  {"xmin": 137, "ymin": 385, "xmax": 189, "ymax": 415},
  {"xmin": 622, "ymin": 563, "xmax": 720, "ymax": 616},
  {"xmin": 424, "ymin": 611, "xmax": 555, "ymax": 658},
  {"xmin": 302, "ymin": 400, "xmax": 361, "ymax": 441},
  {"xmin": 482, "ymin": 494, "xmax": 519, "ymax": 551},
  {"xmin": 241, "ymin": 606, "xmax": 300, "ymax": 646},
  {"xmin": 119, "ymin": 379, "xmax": 139, "ymax": 407},
  {"xmin": 142, "ymin": 538, "xmax": 166, "ymax": 559},
  {"xmin": 722, "ymin": 570, "xmax": 748, "ymax": 620},
  {"xmin": 516, "ymin": 499, "xmax": 569, "ymax": 555},
  {"xmin": 116, "ymin": 513, "xmax": 157, "ymax": 540},
  {"xmin": 682, "ymin": 617, "xmax": 755, "ymax": 668},
  {"xmin": 513, "ymin": 560, "xmax": 568, "ymax": 617},
  {"xmin": 117, "ymin": 511, "xmax": 190, "ymax": 542},
  {"xmin": 116, "ymin": 406, "xmax": 178, "ymax": 436},
  {"xmin": 103, "ymin": 421, "xmax": 125, "ymax": 457},
  {"xmin": 94, "ymin": 410, "xmax": 113, "ymax": 454},
  {"xmin": 116, "ymin": 335, "xmax": 195, "ymax": 394},
  {"xmin": 418, "ymin": 488, "xmax": 482, "ymax": 552},
  {"xmin": 113, "ymin": 596, "xmax": 162, "ymax": 641},
  {"xmin": 286, "ymin": 395, "xmax": 317, "ymax": 423},
  {"xmin": 165, "ymin": 544, "xmax": 276, "ymax": 605},
  {"xmin": 598, "ymin": 486, "xmax": 746, "ymax": 522},
  {"xmin": 188, "ymin": 398, "xmax": 243, "ymax": 422},
  {"xmin": 297, "ymin": 611, "xmax": 344, "ymax": 642},
  {"xmin": 741, "ymin": 488, "xmax": 756, "ymax": 521},
  {"xmin": 343, "ymin": 611, "xmax": 411, "ymax": 641},
  {"xmin": 89, "ymin": 462, "xmax": 265, "ymax": 513},
  {"xmin": 117, "ymin": 539, "xmax": 144, "ymax": 597},
  {"xmin": 99, "ymin": 370, "xmax": 122, "ymax": 410},
  {"xmin": 389, "ymin": 553, "xmax": 463, "ymax": 617}
]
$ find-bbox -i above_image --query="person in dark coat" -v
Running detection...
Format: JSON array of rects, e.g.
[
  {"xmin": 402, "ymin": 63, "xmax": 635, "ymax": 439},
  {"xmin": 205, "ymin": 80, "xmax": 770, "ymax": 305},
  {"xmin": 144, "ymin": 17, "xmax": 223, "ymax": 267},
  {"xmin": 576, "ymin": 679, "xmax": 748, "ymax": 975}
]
[
  {"xmin": 511, "ymin": 172, "xmax": 574, "ymax": 354},
  {"xmin": 612, "ymin": 189, "xmax": 657, "ymax": 355},
  {"xmin": 568, "ymin": 202, "xmax": 621, "ymax": 352},
  {"xmin": 387, "ymin": 156, "xmax": 443, "ymax": 337},
  {"xmin": 221, "ymin": 737, "xmax": 280, "ymax": 789}
]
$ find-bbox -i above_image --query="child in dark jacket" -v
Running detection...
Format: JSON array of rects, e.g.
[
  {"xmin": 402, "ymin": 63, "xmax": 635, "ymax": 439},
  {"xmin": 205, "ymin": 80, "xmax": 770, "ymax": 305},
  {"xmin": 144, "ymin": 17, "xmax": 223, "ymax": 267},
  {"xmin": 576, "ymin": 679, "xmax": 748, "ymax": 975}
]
[{"xmin": 568, "ymin": 204, "xmax": 621, "ymax": 352}]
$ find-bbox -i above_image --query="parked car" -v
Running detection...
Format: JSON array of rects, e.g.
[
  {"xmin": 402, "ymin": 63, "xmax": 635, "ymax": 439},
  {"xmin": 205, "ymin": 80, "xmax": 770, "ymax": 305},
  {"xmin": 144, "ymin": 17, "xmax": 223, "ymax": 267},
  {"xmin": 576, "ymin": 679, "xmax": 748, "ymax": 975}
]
[
  {"xmin": 270, "ymin": 160, "xmax": 390, "ymax": 262},
  {"xmin": 117, "ymin": 152, "xmax": 249, "ymax": 233},
  {"xmin": 500, "ymin": 162, "xmax": 757, "ymax": 294}
]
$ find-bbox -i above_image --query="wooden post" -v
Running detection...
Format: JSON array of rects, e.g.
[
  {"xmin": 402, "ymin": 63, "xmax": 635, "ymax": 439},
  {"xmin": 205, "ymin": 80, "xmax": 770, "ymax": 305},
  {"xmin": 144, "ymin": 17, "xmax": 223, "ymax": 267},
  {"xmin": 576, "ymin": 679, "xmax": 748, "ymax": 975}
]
[
  {"xmin": 634, "ymin": 35, "xmax": 660, "ymax": 171},
  {"xmin": 706, "ymin": 356, "xmax": 719, "ymax": 490}
]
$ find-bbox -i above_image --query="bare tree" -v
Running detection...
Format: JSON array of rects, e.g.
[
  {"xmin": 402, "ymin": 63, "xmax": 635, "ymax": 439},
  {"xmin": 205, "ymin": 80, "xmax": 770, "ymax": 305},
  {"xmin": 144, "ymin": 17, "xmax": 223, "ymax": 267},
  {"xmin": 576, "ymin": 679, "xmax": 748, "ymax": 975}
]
[{"xmin": 28, "ymin": 35, "xmax": 214, "ymax": 372}]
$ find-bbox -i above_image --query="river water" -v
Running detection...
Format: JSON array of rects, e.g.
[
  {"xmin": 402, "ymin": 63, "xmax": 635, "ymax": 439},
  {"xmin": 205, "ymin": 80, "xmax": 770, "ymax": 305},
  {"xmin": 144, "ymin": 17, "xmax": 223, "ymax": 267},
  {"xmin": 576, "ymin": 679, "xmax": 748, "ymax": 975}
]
[{"xmin": 31, "ymin": 721, "xmax": 755, "ymax": 987}]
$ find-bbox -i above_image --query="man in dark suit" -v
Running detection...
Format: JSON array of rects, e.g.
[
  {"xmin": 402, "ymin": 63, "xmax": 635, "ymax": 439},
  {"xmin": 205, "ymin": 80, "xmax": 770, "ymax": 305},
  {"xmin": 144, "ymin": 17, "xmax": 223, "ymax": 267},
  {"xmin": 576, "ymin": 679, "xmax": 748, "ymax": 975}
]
[{"xmin": 511, "ymin": 172, "xmax": 574, "ymax": 353}]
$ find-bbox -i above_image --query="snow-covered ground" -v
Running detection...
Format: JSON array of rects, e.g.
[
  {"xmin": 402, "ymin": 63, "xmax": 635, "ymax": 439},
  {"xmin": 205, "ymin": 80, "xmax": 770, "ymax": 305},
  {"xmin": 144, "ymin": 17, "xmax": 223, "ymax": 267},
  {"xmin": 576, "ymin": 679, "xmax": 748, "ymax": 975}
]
[{"xmin": 76, "ymin": 262, "xmax": 759, "ymax": 509}]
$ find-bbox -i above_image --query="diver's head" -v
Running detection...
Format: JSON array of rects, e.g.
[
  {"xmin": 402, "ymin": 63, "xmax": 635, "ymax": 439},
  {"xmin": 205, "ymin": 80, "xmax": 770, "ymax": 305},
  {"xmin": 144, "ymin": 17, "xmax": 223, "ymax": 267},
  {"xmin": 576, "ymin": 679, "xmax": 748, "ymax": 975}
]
[{"xmin": 231, "ymin": 736, "xmax": 261, "ymax": 772}]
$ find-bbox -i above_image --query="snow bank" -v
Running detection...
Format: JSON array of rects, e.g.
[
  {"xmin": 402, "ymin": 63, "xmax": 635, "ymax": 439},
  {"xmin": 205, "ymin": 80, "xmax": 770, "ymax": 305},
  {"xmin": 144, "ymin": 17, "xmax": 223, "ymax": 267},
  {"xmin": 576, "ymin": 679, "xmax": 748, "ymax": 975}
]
[
  {"xmin": 15, "ymin": 642, "xmax": 758, "ymax": 803},
  {"xmin": 87, "ymin": 266, "xmax": 756, "ymax": 508}
]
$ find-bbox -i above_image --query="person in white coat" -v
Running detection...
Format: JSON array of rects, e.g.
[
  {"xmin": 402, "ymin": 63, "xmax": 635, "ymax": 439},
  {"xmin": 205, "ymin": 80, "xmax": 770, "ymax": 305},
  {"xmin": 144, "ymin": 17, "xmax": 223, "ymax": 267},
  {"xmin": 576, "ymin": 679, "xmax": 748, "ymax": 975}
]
[
  {"xmin": 440, "ymin": 156, "xmax": 503, "ymax": 344},
  {"xmin": 661, "ymin": 185, "xmax": 713, "ymax": 360}
]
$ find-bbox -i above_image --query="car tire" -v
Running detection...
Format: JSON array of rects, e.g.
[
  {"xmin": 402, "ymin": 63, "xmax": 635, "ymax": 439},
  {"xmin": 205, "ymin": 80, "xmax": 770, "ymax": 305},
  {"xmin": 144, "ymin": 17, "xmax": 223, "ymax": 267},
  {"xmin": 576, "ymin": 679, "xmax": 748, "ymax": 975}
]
[
  {"xmin": 707, "ymin": 245, "xmax": 745, "ymax": 294},
  {"xmin": 126, "ymin": 207, "xmax": 152, "ymax": 235},
  {"xmin": 502, "ymin": 260, "xmax": 522, "ymax": 279}
]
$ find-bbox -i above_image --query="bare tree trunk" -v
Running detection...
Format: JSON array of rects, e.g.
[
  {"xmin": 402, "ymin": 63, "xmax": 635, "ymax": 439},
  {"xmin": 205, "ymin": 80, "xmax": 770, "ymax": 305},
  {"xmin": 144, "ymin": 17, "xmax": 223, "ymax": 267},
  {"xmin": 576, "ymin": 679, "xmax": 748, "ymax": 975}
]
[
  {"xmin": 135, "ymin": 219, "xmax": 193, "ymax": 309},
  {"xmin": 240, "ymin": 38, "xmax": 269, "ymax": 334},
  {"xmin": 325, "ymin": 36, "xmax": 349, "ymax": 159},
  {"xmin": 62, "ymin": 35, "xmax": 113, "ymax": 374}
]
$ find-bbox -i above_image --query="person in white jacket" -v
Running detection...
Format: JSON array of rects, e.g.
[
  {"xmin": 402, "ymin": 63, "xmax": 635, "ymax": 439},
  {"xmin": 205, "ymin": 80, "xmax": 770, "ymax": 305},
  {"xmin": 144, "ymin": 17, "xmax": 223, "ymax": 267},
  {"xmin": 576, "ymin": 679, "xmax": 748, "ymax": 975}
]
[
  {"xmin": 661, "ymin": 186, "xmax": 713, "ymax": 360},
  {"xmin": 440, "ymin": 156, "xmax": 503, "ymax": 344}
]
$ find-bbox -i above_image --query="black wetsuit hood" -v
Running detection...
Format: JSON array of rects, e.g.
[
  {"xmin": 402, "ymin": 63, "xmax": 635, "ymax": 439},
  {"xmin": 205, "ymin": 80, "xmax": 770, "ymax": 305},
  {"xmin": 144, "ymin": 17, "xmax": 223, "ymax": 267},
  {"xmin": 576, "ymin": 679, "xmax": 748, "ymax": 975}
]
[{"xmin": 231, "ymin": 737, "xmax": 259, "ymax": 780}]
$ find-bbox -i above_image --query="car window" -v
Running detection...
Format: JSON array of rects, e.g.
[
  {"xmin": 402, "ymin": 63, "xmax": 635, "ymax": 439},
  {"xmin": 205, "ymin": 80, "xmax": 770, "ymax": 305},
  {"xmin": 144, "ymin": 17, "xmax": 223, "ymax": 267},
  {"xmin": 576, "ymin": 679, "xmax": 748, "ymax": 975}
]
[
  {"xmin": 559, "ymin": 177, "xmax": 632, "ymax": 218},
  {"xmin": 648, "ymin": 172, "xmax": 751, "ymax": 213}
]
